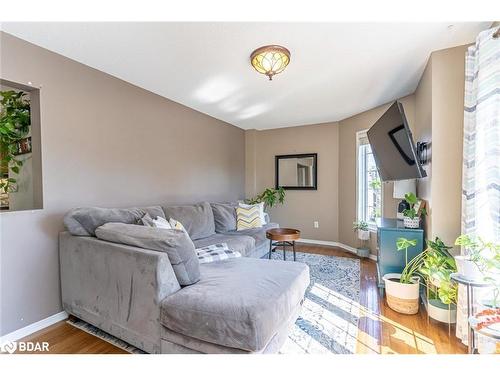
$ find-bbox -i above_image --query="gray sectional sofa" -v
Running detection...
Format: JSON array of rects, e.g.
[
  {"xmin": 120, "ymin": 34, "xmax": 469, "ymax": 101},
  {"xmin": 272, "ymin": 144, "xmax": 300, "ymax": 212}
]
[{"xmin": 59, "ymin": 202, "xmax": 310, "ymax": 354}]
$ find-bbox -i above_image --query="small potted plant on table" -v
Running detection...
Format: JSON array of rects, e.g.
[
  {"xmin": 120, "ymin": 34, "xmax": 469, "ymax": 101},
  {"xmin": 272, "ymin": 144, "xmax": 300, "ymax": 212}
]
[
  {"xmin": 402, "ymin": 192, "xmax": 426, "ymax": 229},
  {"xmin": 383, "ymin": 237, "xmax": 421, "ymax": 314},
  {"xmin": 353, "ymin": 220, "xmax": 370, "ymax": 258},
  {"xmin": 454, "ymin": 234, "xmax": 499, "ymax": 282}
]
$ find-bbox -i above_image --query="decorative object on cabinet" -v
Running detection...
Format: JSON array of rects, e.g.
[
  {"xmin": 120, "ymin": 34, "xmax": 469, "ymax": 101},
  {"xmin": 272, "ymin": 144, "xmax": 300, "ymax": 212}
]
[
  {"xmin": 393, "ymin": 179, "xmax": 416, "ymax": 220},
  {"xmin": 401, "ymin": 192, "xmax": 426, "ymax": 229}
]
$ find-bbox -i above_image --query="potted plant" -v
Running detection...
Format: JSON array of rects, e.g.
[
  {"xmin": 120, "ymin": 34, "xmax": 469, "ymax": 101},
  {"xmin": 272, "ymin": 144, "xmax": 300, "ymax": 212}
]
[
  {"xmin": 383, "ymin": 237, "xmax": 421, "ymax": 314},
  {"xmin": 353, "ymin": 220, "xmax": 370, "ymax": 240},
  {"xmin": 0, "ymin": 90, "xmax": 30, "ymax": 194},
  {"xmin": 454, "ymin": 235, "xmax": 491, "ymax": 282},
  {"xmin": 455, "ymin": 234, "xmax": 500, "ymax": 308},
  {"xmin": 402, "ymin": 192, "xmax": 426, "ymax": 229},
  {"xmin": 353, "ymin": 220, "xmax": 370, "ymax": 257},
  {"xmin": 406, "ymin": 238, "xmax": 458, "ymax": 323},
  {"xmin": 246, "ymin": 187, "xmax": 285, "ymax": 210}
]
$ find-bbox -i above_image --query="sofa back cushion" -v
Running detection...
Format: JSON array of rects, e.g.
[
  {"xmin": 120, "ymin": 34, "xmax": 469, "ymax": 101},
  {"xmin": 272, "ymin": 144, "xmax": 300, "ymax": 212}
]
[
  {"xmin": 210, "ymin": 202, "xmax": 238, "ymax": 233},
  {"xmin": 64, "ymin": 206, "xmax": 165, "ymax": 236},
  {"xmin": 162, "ymin": 202, "xmax": 215, "ymax": 240},
  {"xmin": 95, "ymin": 223, "xmax": 200, "ymax": 286}
]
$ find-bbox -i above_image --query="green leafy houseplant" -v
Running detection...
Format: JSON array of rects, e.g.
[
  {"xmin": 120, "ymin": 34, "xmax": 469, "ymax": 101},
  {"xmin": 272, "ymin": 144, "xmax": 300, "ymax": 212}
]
[
  {"xmin": 383, "ymin": 237, "xmax": 421, "ymax": 314},
  {"xmin": 246, "ymin": 187, "xmax": 286, "ymax": 209},
  {"xmin": 397, "ymin": 237, "xmax": 418, "ymax": 283},
  {"xmin": 402, "ymin": 192, "xmax": 427, "ymax": 219},
  {"xmin": 455, "ymin": 234, "xmax": 500, "ymax": 307},
  {"xmin": 353, "ymin": 220, "xmax": 369, "ymax": 232},
  {"xmin": 0, "ymin": 90, "xmax": 31, "ymax": 194},
  {"xmin": 402, "ymin": 237, "xmax": 458, "ymax": 306}
]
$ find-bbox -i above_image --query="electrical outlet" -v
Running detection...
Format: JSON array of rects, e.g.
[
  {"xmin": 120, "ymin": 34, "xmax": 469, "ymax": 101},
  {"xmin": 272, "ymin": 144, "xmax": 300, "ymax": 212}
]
[{"xmin": 313, "ymin": 221, "xmax": 319, "ymax": 228}]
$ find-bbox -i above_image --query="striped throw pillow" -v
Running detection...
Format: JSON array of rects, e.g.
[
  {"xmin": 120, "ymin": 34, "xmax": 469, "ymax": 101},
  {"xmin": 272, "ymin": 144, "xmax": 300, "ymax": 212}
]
[{"xmin": 236, "ymin": 205, "xmax": 262, "ymax": 230}]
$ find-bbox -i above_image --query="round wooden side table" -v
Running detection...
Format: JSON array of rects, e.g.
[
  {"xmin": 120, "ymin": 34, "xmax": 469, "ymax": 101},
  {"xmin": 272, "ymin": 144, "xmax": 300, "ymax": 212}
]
[{"xmin": 266, "ymin": 228, "xmax": 300, "ymax": 261}]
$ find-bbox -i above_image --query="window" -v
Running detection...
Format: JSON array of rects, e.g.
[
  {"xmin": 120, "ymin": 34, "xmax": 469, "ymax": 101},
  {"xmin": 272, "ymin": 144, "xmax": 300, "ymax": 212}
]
[{"xmin": 357, "ymin": 131, "xmax": 382, "ymax": 227}]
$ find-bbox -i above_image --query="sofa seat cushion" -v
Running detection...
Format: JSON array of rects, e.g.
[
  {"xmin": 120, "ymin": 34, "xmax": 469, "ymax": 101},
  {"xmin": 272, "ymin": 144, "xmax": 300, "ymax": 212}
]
[
  {"xmin": 160, "ymin": 257, "xmax": 310, "ymax": 352},
  {"xmin": 223, "ymin": 222, "xmax": 279, "ymax": 248},
  {"xmin": 192, "ymin": 234, "xmax": 255, "ymax": 257},
  {"xmin": 163, "ymin": 202, "xmax": 215, "ymax": 240}
]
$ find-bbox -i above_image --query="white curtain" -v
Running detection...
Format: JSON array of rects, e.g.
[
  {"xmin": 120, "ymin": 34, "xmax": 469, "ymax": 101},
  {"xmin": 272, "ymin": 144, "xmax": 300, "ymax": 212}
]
[{"xmin": 458, "ymin": 26, "xmax": 500, "ymax": 346}]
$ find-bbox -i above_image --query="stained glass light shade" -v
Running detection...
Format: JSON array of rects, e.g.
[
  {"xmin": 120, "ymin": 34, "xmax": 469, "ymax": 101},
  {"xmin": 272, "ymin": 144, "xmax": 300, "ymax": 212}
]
[{"xmin": 250, "ymin": 45, "xmax": 290, "ymax": 80}]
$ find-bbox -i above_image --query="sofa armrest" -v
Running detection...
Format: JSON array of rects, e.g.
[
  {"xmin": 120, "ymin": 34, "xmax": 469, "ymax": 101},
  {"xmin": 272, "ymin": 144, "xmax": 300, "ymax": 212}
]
[{"xmin": 59, "ymin": 232, "xmax": 181, "ymax": 353}]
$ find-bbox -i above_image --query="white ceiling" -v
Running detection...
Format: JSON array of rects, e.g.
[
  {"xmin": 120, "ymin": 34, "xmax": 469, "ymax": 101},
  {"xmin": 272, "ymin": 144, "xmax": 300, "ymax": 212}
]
[{"xmin": 1, "ymin": 22, "xmax": 490, "ymax": 129}]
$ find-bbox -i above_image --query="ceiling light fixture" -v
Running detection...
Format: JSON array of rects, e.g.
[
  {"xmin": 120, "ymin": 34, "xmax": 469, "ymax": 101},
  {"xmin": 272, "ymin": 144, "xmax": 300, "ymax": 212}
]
[{"xmin": 250, "ymin": 45, "xmax": 291, "ymax": 81}]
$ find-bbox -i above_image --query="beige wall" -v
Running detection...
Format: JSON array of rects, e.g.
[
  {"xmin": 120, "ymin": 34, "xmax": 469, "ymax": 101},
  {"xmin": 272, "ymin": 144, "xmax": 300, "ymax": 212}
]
[
  {"xmin": 414, "ymin": 59, "xmax": 433, "ymax": 235},
  {"xmin": 246, "ymin": 122, "xmax": 340, "ymax": 241},
  {"xmin": 338, "ymin": 95, "xmax": 415, "ymax": 253},
  {"xmin": 245, "ymin": 95, "xmax": 415, "ymax": 253},
  {"xmin": 412, "ymin": 44, "xmax": 468, "ymax": 247},
  {"xmin": 0, "ymin": 32, "xmax": 245, "ymax": 335},
  {"xmin": 428, "ymin": 45, "xmax": 467, "ymax": 246}
]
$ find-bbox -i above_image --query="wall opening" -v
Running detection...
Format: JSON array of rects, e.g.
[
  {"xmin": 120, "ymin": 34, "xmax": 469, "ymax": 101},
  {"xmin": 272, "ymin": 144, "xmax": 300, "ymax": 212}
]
[{"xmin": 0, "ymin": 78, "xmax": 43, "ymax": 212}]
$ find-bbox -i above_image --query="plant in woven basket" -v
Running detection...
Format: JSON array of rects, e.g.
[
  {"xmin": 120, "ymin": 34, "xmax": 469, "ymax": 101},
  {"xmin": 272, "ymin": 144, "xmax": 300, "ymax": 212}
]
[
  {"xmin": 383, "ymin": 237, "xmax": 421, "ymax": 315},
  {"xmin": 0, "ymin": 90, "xmax": 31, "ymax": 194}
]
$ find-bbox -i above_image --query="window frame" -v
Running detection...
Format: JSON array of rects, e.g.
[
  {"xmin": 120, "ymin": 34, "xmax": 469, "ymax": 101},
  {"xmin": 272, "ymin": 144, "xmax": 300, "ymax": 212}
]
[{"xmin": 356, "ymin": 130, "xmax": 383, "ymax": 231}]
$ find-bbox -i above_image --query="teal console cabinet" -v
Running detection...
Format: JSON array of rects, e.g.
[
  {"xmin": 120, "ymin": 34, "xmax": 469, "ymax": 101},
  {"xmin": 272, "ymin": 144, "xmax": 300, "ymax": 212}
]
[{"xmin": 376, "ymin": 218, "xmax": 424, "ymax": 295}]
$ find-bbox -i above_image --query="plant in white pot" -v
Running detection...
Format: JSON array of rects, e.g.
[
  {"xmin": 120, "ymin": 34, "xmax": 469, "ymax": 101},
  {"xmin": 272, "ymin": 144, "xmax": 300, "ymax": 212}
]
[
  {"xmin": 454, "ymin": 235, "xmax": 491, "ymax": 282},
  {"xmin": 454, "ymin": 234, "xmax": 500, "ymax": 307},
  {"xmin": 402, "ymin": 192, "xmax": 426, "ymax": 229},
  {"xmin": 405, "ymin": 237, "xmax": 458, "ymax": 323},
  {"xmin": 353, "ymin": 220, "xmax": 370, "ymax": 258},
  {"xmin": 383, "ymin": 237, "xmax": 421, "ymax": 314},
  {"xmin": 353, "ymin": 220, "xmax": 370, "ymax": 240}
]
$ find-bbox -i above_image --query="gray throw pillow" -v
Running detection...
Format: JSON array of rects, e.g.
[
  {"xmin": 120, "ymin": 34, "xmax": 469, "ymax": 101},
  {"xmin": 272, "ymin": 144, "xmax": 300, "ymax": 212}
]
[
  {"xmin": 95, "ymin": 222, "xmax": 200, "ymax": 286},
  {"xmin": 162, "ymin": 202, "xmax": 215, "ymax": 240},
  {"xmin": 210, "ymin": 202, "xmax": 238, "ymax": 232},
  {"xmin": 138, "ymin": 212, "xmax": 155, "ymax": 226}
]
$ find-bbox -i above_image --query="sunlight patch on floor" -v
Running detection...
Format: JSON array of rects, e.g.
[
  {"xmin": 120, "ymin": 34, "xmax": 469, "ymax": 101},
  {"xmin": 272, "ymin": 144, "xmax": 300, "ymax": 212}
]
[
  {"xmin": 281, "ymin": 282, "xmax": 360, "ymax": 354},
  {"xmin": 355, "ymin": 301, "xmax": 438, "ymax": 354}
]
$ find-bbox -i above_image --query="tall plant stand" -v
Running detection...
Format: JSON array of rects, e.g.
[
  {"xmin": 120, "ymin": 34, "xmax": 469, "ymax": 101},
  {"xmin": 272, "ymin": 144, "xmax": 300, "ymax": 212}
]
[
  {"xmin": 424, "ymin": 279, "xmax": 456, "ymax": 336},
  {"xmin": 450, "ymin": 273, "xmax": 492, "ymax": 354}
]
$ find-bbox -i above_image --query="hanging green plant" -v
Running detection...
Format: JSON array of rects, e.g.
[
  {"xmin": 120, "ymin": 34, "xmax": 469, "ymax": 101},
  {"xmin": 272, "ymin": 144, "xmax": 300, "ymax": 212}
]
[{"xmin": 0, "ymin": 90, "xmax": 31, "ymax": 193}]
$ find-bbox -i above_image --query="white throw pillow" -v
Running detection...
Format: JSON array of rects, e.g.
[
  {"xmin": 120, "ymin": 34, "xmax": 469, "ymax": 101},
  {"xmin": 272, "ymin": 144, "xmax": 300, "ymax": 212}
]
[
  {"xmin": 238, "ymin": 202, "xmax": 266, "ymax": 224},
  {"xmin": 152, "ymin": 216, "xmax": 172, "ymax": 229}
]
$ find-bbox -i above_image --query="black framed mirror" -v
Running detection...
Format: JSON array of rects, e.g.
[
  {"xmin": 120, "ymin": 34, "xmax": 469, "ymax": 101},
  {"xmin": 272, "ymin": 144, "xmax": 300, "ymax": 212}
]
[{"xmin": 275, "ymin": 153, "xmax": 317, "ymax": 190}]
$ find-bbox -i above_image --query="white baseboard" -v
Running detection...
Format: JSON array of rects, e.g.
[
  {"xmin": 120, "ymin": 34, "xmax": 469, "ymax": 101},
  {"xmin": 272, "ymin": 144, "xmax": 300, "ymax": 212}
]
[
  {"xmin": 297, "ymin": 238, "xmax": 378, "ymax": 261},
  {"xmin": 0, "ymin": 311, "xmax": 68, "ymax": 344}
]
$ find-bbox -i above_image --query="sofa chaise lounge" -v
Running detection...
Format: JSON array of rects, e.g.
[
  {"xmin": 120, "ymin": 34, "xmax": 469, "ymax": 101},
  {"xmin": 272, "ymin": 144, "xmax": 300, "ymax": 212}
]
[{"xmin": 60, "ymin": 202, "xmax": 310, "ymax": 353}]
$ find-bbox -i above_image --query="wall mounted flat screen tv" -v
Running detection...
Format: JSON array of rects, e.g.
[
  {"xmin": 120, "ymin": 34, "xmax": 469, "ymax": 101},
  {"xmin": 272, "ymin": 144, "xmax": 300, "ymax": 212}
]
[{"xmin": 367, "ymin": 101, "xmax": 427, "ymax": 182}]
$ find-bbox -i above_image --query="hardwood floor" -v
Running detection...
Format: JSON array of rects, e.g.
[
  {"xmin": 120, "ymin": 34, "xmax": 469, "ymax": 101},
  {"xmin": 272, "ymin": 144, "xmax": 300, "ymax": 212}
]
[{"xmin": 16, "ymin": 244, "xmax": 466, "ymax": 354}]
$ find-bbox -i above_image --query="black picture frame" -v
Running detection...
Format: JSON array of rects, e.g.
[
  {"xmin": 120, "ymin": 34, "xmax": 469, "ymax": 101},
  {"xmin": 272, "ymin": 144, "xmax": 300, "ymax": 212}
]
[{"xmin": 275, "ymin": 153, "xmax": 318, "ymax": 190}]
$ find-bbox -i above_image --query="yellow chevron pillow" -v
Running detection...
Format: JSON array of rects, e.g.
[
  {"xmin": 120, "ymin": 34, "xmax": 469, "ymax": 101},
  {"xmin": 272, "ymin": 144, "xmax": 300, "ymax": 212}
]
[{"xmin": 236, "ymin": 205, "xmax": 263, "ymax": 230}]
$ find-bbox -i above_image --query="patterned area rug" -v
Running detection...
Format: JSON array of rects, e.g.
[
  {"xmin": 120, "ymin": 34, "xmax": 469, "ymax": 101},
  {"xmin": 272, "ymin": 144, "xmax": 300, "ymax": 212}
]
[
  {"xmin": 68, "ymin": 251, "xmax": 361, "ymax": 354},
  {"xmin": 272, "ymin": 251, "xmax": 361, "ymax": 354}
]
